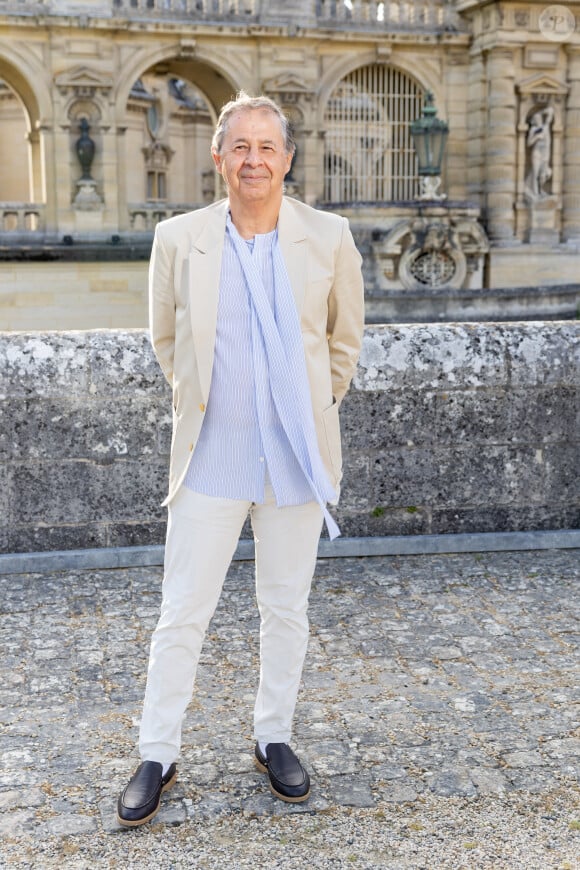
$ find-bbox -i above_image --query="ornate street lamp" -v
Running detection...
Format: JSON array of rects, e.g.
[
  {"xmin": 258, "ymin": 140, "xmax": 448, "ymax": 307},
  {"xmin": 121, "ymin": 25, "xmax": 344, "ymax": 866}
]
[{"xmin": 410, "ymin": 91, "xmax": 449, "ymax": 201}]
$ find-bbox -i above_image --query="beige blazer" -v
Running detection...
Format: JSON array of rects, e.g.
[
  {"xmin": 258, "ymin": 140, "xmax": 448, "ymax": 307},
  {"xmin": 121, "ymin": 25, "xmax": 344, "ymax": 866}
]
[{"xmin": 149, "ymin": 196, "xmax": 365, "ymax": 505}]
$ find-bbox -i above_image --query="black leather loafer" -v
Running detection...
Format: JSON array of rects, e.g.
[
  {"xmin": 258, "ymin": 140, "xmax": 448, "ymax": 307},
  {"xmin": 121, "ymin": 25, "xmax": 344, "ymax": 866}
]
[
  {"xmin": 254, "ymin": 742, "xmax": 310, "ymax": 803},
  {"xmin": 117, "ymin": 760, "xmax": 177, "ymax": 827}
]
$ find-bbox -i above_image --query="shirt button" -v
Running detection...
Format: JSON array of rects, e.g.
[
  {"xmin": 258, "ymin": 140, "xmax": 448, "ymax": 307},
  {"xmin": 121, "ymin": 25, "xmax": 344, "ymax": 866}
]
[
  {"xmin": 259, "ymin": 456, "xmax": 264, "ymax": 462},
  {"xmin": 199, "ymin": 403, "xmax": 205, "ymax": 412}
]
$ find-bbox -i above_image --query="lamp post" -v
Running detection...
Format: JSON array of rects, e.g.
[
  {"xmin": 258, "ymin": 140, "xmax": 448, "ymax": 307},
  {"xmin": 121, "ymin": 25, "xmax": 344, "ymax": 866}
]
[{"xmin": 410, "ymin": 91, "xmax": 449, "ymax": 201}]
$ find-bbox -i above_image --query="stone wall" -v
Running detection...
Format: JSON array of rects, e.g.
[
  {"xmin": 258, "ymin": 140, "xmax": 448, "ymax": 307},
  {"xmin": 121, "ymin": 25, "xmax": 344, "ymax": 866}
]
[
  {"xmin": 0, "ymin": 261, "xmax": 149, "ymax": 331},
  {"xmin": 0, "ymin": 324, "xmax": 578, "ymax": 554},
  {"xmin": 3, "ymin": 258, "xmax": 578, "ymax": 331}
]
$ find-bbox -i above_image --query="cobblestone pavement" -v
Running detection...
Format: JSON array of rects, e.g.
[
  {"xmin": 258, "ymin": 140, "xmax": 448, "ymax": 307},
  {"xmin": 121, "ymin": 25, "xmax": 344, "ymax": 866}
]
[{"xmin": 0, "ymin": 550, "xmax": 579, "ymax": 869}]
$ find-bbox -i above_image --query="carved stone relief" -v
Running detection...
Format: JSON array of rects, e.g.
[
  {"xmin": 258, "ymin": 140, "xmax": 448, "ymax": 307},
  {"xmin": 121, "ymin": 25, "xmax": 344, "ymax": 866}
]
[{"xmin": 372, "ymin": 216, "xmax": 489, "ymax": 292}]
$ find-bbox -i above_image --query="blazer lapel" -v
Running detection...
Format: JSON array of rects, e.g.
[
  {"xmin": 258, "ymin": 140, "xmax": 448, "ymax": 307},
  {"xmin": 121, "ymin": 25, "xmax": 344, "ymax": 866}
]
[
  {"xmin": 187, "ymin": 197, "xmax": 306, "ymax": 403},
  {"xmin": 278, "ymin": 197, "xmax": 307, "ymax": 314},
  {"xmin": 188, "ymin": 201, "xmax": 228, "ymax": 403}
]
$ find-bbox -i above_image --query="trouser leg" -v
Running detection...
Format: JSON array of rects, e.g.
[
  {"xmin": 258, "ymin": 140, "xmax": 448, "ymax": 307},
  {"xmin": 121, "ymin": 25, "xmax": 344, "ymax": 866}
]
[
  {"xmin": 139, "ymin": 486, "xmax": 249, "ymax": 764},
  {"xmin": 251, "ymin": 487, "xmax": 323, "ymax": 744}
]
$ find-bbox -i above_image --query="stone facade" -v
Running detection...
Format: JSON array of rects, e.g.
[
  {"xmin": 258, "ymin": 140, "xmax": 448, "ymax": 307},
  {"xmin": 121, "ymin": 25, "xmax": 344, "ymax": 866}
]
[
  {"xmin": 0, "ymin": 1, "xmax": 579, "ymax": 329},
  {"xmin": 1, "ymin": 323, "xmax": 577, "ymax": 553}
]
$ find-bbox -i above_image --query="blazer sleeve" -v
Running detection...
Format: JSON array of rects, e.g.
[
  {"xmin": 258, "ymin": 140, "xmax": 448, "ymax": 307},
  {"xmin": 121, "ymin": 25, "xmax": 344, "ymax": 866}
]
[
  {"xmin": 148, "ymin": 223, "xmax": 176, "ymax": 387},
  {"xmin": 327, "ymin": 217, "xmax": 365, "ymax": 405}
]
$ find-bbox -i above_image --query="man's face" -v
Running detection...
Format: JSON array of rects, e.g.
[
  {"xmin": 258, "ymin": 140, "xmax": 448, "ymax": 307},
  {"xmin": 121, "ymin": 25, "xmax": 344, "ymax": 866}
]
[{"xmin": 212, "ymin": 108, "xmax": 293, "ymax": 208}]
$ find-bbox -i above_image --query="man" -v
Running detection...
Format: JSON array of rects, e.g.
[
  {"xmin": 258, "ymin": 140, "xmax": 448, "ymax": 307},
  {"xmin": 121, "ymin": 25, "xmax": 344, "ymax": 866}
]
[{"xmin": 117, "ymin": 92, "xmax": 364, "ymax": 827}]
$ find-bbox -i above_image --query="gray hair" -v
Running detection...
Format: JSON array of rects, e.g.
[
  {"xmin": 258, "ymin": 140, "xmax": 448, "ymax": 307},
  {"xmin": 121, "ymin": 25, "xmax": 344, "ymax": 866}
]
[{"xmin": 211, "ymin": 91, "xmax": 295, "ymax": 156}]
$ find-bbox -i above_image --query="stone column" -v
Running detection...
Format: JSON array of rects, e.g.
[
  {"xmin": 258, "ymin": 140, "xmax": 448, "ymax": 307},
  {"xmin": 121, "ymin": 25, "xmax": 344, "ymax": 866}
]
[
  {"xmin": 562, "ymin": 47, "xmax": 580, "ymax": 242},
  {"xmin": 445, "ymin": 51, "xmax": 470, "ymax": 201},
  {"xmin": 53, "ymin": 119, "xmax": 76, "ymax": 235},
  {"xmin": 467, "ymin": 49, "xmax": 485, "ymax": 205},
  {"xmin": 39, "ymin": 124, "xmax": 58, "ymax": 240},
  {"xmin": 26, "ymin": 129, "xmax": 44, "ymax": 203},
  {"xmin": 99, "ymin": 123, "xmax": 119, "ymax": 234},
  {"xmin": 115, "ymin": 126, "xmax": 129, "ymax": 232},
  {"xmin": 484, "ymin": 48, "xmax": 517, "ymax": 243},
  {"xmin": 300, "ymin": 128, "xmax": 323, "ymax": 206}
]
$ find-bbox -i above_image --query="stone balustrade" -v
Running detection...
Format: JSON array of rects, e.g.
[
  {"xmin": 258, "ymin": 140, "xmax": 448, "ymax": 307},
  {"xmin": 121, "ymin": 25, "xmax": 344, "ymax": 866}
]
[
  {"xmin": 317, "ymin": 0, "xmax": 461, "ymax": 31},
  {"xmin": 110, "ymin": 0, "xmax": 257, "ymax": 18},
  {"xmin": 0, "ymin": 0, "xmax": 461, "ymax": 31},
  {"xmin": 0, "ymin": 322, "xmax": 577, "ymax": 554},
  {"xmin": 0, "ymin": 0, "xmax": 257, "ymax": 17},
  {"xmin": 0, "ymin": 203, "xmax": 44, "ymax": 235},
  {"xmin": 0, "ymin": 0, "xmax": 46, "ymax": 13},
  {"xmin": 128, "ymin": 203, "xmax": 195, "ymax": 233}
]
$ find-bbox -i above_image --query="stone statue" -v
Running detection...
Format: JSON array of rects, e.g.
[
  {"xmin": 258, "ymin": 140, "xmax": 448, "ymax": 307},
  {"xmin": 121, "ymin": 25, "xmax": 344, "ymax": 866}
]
[
  {"xmin": 75, "ymin": 117, "xmax": 95, "ymax": 182},
  {"xmin": 525, "ymin": 106, "xmax": 554, "ymax": 200}
]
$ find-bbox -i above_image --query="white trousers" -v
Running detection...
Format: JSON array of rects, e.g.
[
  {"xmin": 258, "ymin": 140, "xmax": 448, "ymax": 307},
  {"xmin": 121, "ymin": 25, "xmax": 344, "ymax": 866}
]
[{"xmin": 138, "ymin": 483, "xmax": 323, "ymax": 765}]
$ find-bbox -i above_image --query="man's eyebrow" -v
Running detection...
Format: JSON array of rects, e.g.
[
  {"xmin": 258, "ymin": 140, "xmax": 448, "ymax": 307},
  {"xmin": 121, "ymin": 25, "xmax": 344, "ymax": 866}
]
[{"xmin": 231, "ymin": 137, "xmax": 278, "ymax": 146}]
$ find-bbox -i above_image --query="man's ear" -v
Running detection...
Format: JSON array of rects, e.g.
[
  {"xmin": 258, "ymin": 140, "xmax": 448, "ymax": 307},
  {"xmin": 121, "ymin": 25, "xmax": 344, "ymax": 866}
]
[{"xmin": 211, "ymin": 149, "xmax": 222, "ymax": 172}]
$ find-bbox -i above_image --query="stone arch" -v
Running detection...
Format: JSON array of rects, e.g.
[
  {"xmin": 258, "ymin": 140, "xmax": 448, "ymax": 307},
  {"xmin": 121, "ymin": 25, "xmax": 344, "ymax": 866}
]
[
  {"xmin": 0, "ymin": 47, "xmax": 52, "ymax": 132},
  {"xmin": 317, "ymin": 53, "xmax": 440, "ymax": 204},
  {"xmin": 0, "ymin": 47, "xmax": 53, "ymax": 205},
  {"xmin": 317, "ymin": 51, "xmax": 443, "ymax": 127},
  {"xmin": 113, "ymin": 43, "xmax": 244, "ymax": 124},
  {"xmin": 67, "ymin": 98, "xmax": 102, "ymax": 126},
  {"xmin": 116, "ymin": 46, "xmax": 246, "ymax": 224}
]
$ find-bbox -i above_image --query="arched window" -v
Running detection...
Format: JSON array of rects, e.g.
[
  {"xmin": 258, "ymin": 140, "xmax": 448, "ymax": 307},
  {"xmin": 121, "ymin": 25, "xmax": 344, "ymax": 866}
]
[{"xmin": 323, "ymin": 64, "xmax": 424, "ymax": 204}]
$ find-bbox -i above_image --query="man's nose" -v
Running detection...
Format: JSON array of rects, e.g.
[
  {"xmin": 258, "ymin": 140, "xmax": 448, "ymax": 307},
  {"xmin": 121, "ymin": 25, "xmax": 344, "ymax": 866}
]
[{"xmin": 244, "ymin": 147, "xmax": 262, "ymax": 166}]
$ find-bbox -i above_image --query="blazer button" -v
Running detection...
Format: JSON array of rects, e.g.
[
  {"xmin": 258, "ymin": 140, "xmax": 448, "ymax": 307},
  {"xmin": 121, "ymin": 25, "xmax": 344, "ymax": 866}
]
[
  {"xmin": 188, "ymin": 443, "xmax": 193, "ymax": 451},
  {"xmin": 199, "ymin": 403, "xmax": 205, "ymax": 412}
]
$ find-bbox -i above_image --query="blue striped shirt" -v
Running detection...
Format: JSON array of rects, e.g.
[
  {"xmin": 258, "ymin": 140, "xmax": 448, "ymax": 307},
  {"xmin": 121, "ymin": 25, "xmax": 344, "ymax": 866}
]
[{"xmin": 183, "ymin": 224, "xmax": 315, "ymax": 506}]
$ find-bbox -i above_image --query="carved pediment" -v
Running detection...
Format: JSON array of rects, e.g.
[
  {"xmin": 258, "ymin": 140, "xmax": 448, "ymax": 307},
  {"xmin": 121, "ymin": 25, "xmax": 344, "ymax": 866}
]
[
  {"xmin": 55, "ymin": 65, "xmax": 113, "ymax": 92},
  {"xmin": 262, "ymin": 73, "xmax": 312, "ymax": 95},
  {"xmin": 517, "ymin": 73, "xmax": 568, "ymax": 97}
]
